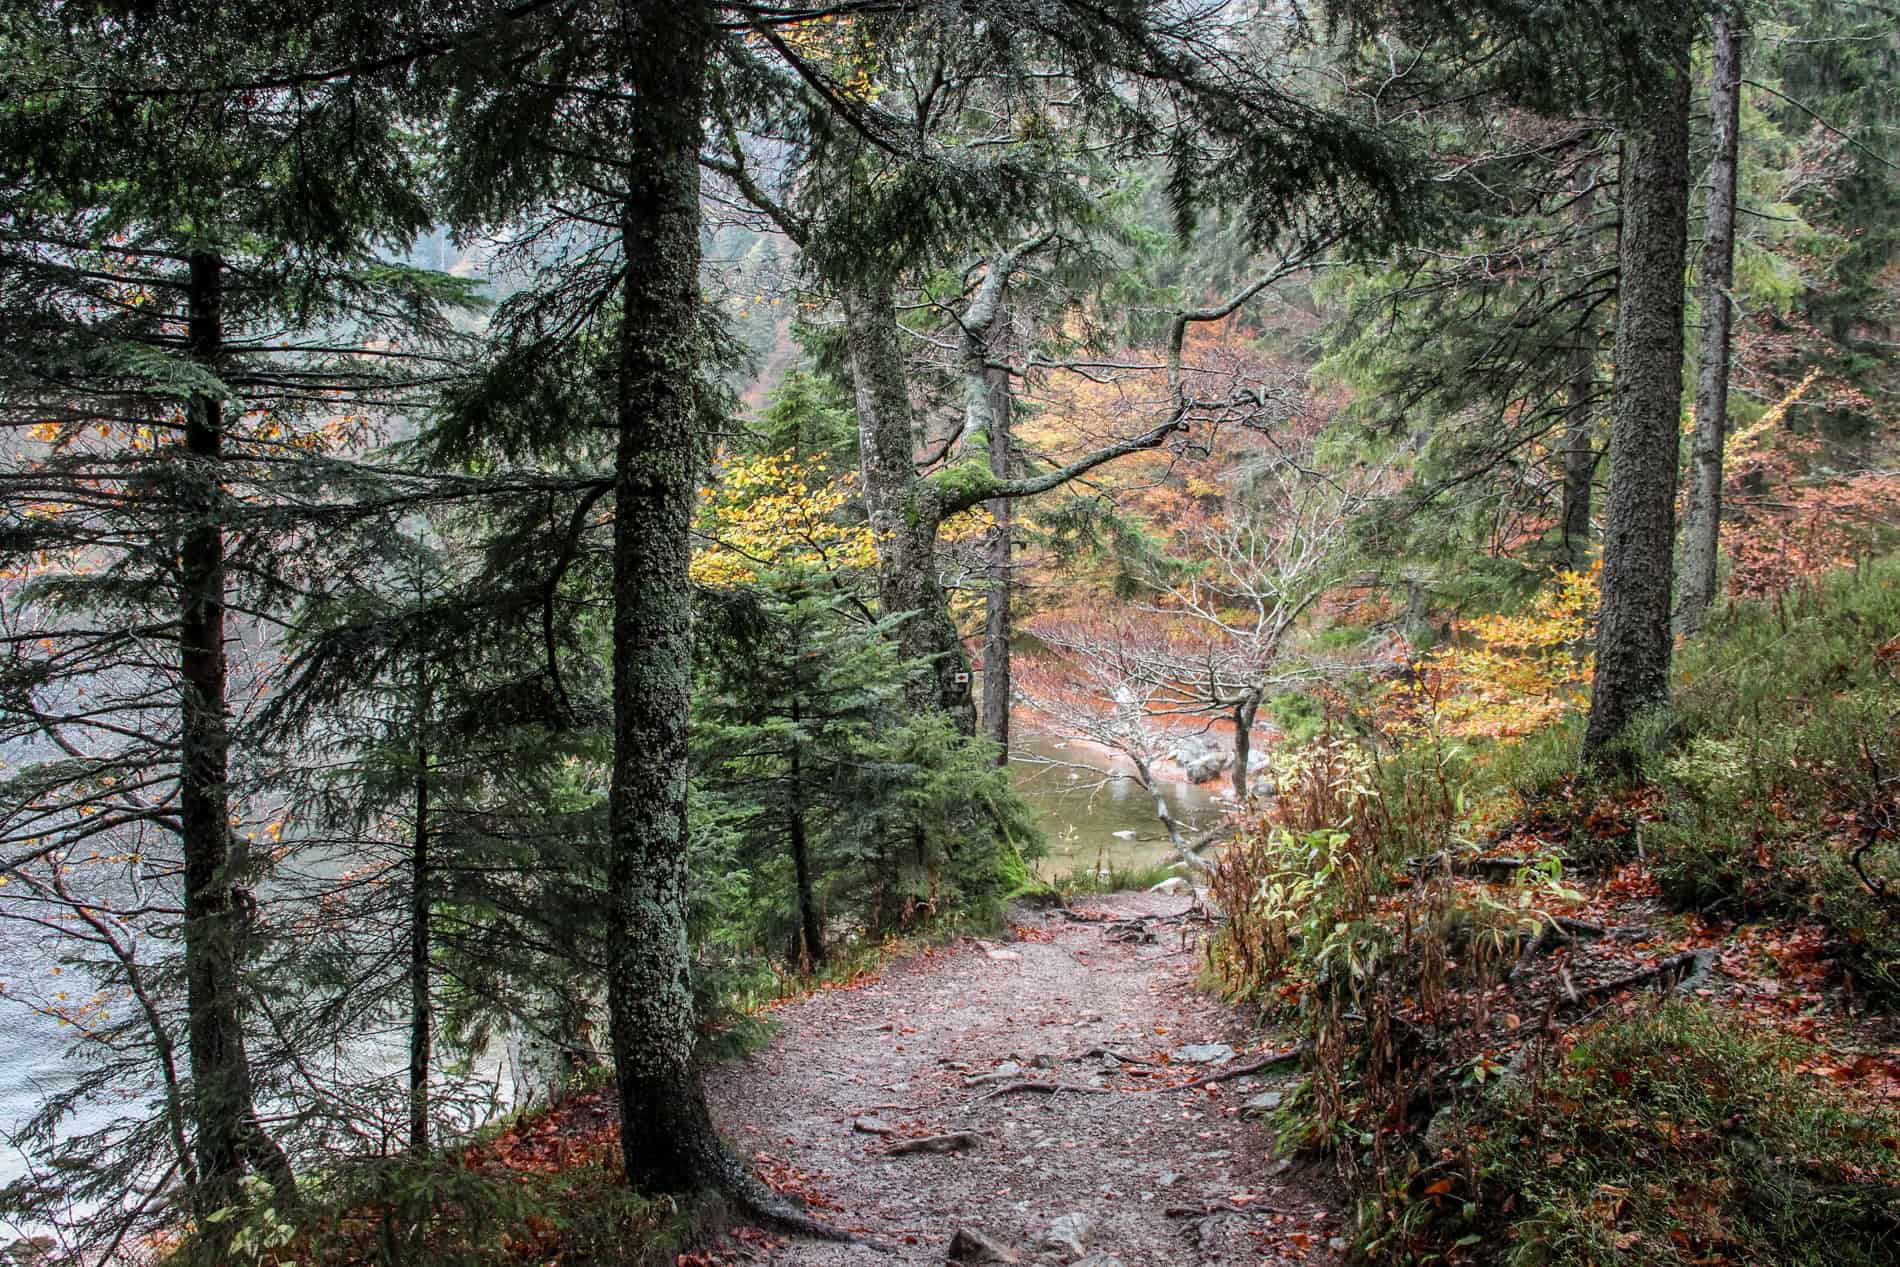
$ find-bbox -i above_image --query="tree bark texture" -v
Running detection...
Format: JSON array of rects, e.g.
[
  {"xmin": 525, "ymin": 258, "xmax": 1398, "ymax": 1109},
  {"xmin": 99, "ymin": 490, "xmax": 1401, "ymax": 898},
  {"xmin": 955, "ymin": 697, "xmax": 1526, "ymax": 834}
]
[
  {"xmin": 982, "ymin": 364, "xmax": 1013, "ymax": 762},
  {"xmin": 788, "ymin": 693, "xmax": 824, "ymax": 967},
  {"xmin": 1584, "ymin": 47, "xmax": 1694, "ymax": 759},
  {"xmin": 409, "ymin": 683, "xmax": 432, "ymax": 1158},
  {"xmin": 606, "ymin": 0, "xmax": 730, "ymax": 1193},
  {"xmin": 180, "ymin": 251, "xmax": 281, "ymax": 1221},
  {"xmin": 1562, "ymin": 164, "xmax": 1600, "ymax": 566},
  {"xmin": 1677, "ymin": 4, "xmax": 1744, "ymax": 636},
  {"xmin": 841, "ymin": 281, "xmax": 976, "ymax": 730}
]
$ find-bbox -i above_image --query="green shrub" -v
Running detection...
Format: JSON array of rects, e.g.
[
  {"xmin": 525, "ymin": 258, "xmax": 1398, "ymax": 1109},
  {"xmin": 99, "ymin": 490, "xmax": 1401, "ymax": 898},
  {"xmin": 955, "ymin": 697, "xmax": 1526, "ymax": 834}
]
[
  {"xmin": 1634, "ymin": 564, "xmax": 1900, "ymax": 1000},
  {"xmin": 1393, "ymin": 1004, "xmax": 1900, "ymax": 1267}
]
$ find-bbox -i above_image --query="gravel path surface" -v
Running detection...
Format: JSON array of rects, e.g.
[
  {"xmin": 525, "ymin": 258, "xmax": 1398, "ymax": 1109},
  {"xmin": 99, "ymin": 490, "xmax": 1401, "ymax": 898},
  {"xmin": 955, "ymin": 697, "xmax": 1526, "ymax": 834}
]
[{"xmin": 705, "ymin": 894, "xmax": 1343, "ymax": 1265}]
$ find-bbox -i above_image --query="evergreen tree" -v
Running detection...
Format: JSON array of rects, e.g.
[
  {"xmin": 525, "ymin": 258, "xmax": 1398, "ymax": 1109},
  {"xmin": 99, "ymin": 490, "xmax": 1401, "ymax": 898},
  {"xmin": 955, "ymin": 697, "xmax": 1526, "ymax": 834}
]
[{"xmin": 0, "ymin": 4, "xmax": 475, "ymax": 1243}]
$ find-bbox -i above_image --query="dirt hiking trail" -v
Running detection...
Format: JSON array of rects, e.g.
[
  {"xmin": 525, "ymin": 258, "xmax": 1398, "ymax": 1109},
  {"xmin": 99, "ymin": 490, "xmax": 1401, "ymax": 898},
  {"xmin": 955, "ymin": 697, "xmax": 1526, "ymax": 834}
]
[{"xmin": 704, "ymin": 893, "xmax": 1344, "ymax": 1266}]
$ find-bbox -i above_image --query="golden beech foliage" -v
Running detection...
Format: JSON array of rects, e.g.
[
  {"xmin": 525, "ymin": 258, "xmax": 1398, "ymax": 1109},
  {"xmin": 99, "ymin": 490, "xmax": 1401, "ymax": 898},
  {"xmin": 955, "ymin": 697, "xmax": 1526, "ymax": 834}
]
[
  {"xmin": 689, "ymin": 450, "xmax": 878, "ymax": 587},
  {"xmin": 1391, "ymin": 565, "xmax": 1600, "ymax": 739}
]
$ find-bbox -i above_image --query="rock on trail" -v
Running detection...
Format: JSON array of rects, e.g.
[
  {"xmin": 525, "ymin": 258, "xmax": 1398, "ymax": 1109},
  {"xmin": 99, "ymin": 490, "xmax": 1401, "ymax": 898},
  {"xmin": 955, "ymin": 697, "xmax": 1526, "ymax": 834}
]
[{"xmin": 704, "ymin": 893, "xmax": 1340, "ymax": 1264}]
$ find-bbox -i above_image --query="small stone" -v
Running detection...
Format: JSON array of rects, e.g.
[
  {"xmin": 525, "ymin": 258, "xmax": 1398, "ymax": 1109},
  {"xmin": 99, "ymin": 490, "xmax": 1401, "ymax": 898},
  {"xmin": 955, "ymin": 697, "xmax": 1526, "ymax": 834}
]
[
  {"xmin": 1329, "ymin": 1238, "xmax": 1348, "ymax": 1252},
  {"xmin": 1074, "ymin": 1256, "xmax": 1124, "ymax": 1267},
  {"xmin": 1242, "ymin": 1090, "xmax": 1284, "ymax": 1116},
  {"xmin": 1149, "ymin": 876, "xmax": 1188, "ymax": 895},
  {"xmin": 988, "ymin": 948, "xmax": 1022, "ymax": 961},
  {"xmin": 1031, "ymin": 1053, "xmax": 1060, "ymax": 1069},
  {"xmin": 853, "ymin": 1115, "xmax": 895, "ymax": 1135},
  {"xmin": 1157, "ymin": 1171, "xmax": 1180, "ymax": 1187},
  {"xmin": 994, "ymin": 1061, "xmax": 1021, "ymax": 1077},
  {"xmin": 1041, "ymin": 1212, "xmax": 1092, "ymax": 1258},
  {"xmin": 1175, "ymin": 1042, "xmax": 1236, "ymax": 1065},
  {"xmin": 945, "ymin": 1226, "xmax": 1019, "ymax": 1264}
]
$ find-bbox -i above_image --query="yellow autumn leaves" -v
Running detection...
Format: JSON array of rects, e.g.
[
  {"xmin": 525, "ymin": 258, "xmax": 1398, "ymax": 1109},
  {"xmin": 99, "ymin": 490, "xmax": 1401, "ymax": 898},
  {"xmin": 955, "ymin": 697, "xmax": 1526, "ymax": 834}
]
[
  {"xmin": 690, "ymin": 451, "xmax": 877, "ymax": 587},
  {"xmin": 1408, "ymin": 564, "xmax": 1601, "ymax": 738},
  {"xmin": 689, "ymin": 449, "xmax": 997, "ymax": 587}
]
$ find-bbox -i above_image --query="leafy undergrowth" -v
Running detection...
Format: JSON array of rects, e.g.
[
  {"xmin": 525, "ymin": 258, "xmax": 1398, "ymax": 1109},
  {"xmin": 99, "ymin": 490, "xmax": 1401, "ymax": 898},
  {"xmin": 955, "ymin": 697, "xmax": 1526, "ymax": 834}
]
[
  {"xmin": 1418, "ymin": 1004, "xmax": 1900, "ymax": 1267},
  {"xmin": 166, "ymin": 1091, "xmax": 679, "ymax": 1267},
  {"xmin": 1207, "ymin": 559, "xmax": 1900, "ymax": 1264}
]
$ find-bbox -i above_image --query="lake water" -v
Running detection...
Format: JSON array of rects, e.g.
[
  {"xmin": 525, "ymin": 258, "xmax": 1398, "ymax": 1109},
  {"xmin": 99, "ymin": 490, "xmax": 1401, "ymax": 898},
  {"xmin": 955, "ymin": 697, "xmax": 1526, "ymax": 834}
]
[
  {"xmin": 0, "ymin": 725, "xmax": 1232, "ymax": 1247},
  {"xmin": 1008, "ymin": 729, "xmax": 1230, "ymax": 877}
]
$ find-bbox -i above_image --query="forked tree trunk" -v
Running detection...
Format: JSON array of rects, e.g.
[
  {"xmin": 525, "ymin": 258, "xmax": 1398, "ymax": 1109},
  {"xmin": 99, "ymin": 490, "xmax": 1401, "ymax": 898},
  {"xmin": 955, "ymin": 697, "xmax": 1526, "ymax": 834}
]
[
  {"xmin": 1583, "ymin": 41, "xmax": 1694, "ymax": 759},
  {"xmin": 605, "ymin": 0, "xmax": 730, "ymax": 1192},
  {"xmin": 1677, "ymin": 4, "xmax": 1744, "ymax": 636},
  {"xmin": 1231, "ymin": 691, "xmax": 1261, "ymax": 803}
]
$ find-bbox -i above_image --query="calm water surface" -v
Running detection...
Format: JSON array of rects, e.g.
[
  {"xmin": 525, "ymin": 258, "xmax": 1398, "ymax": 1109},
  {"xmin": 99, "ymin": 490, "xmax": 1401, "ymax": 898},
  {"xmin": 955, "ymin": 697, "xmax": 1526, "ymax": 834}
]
[{"xmin": 0, "ymin": 727, "xmax": 1231, "ymax": 1228}]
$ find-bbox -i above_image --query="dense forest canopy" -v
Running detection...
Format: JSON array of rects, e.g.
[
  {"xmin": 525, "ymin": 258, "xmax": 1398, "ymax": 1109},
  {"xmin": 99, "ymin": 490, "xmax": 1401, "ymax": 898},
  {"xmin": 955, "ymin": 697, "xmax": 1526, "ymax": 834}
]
[{"xmin": 0, "ymin": 1, "xmax": 1896, "ymax": 1263}]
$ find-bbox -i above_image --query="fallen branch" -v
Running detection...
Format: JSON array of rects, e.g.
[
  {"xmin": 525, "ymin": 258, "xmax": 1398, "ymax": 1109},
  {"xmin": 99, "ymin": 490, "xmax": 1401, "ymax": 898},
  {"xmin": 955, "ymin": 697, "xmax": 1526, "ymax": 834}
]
[{"xmin": 884, "ymin": 1131, "xmax": 984, "ymax": 1155}]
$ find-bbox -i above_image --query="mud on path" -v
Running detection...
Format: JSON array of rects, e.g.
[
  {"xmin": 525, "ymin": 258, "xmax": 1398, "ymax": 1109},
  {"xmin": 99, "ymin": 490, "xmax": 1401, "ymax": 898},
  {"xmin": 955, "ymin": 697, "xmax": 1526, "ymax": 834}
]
[{"xmin": 704, "ymin": 893, "xmax": 1344, "ymax": 1266}]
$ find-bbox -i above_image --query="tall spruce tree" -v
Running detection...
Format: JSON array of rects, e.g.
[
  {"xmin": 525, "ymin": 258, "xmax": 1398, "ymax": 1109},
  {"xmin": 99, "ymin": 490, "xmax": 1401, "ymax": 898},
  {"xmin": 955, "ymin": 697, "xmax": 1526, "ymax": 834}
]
[
  {"xmin": 0, "ymin": 3, "xmax": 473, "ymax": 1243},
  {"xmin": 1677, "ymin": 2, "xmax": 1746, "ymax": 637}
]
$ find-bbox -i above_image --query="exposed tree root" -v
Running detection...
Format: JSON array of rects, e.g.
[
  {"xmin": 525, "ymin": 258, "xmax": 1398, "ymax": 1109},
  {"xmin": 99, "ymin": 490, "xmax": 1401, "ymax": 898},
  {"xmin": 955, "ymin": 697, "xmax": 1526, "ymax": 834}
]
[
  {"xmin": 1508, "ymin": 915, "xmax": 1607, "ymax": 982},
  {"xmin": 717, "ymin": 1155, "xmax": 881, "ymax": 1249},
  {"xmin": 1138, "ymin": 1043, "xmax": 1310, "ymax": 1093},
  {"xmin": 1410, "ymin": 851, "xmax": 1575, "ymax": 877},
  {"xmin": 969, "ymin": 1079, "xmax": 1114, "ymax": 1104},
  {"xmin": 883, "ymin": 1131, "xmax": 984, "ymax": 1155},
  {"xmin": 1570, "ymin": 948, "xmax": 1716, "ymax": 1005},
  {"xmin": 1164, "ymin": 1199, "xmax": 1287, "ymax": 1219},
  {"xmin": 967, "ymin": 1042, "xmax": 1309, "ymax": 1108}
]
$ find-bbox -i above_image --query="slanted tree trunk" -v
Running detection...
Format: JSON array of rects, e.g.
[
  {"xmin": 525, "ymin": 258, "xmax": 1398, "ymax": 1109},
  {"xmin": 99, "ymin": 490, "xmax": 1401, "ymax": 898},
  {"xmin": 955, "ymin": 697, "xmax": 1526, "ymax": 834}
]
[
  {"xmin": 1677, "ymin": 4, "xmax": 1744, "ymax": 636},
  {"xmin": 1583, "ymin": 44, "xmax": 1694, "ymax": 759},
  {"xmin": 605, "ymin": 0, "xmax": 729, "ymax": 1193},
  {"xmin": 408, "ymin": 679, "xmax": 432, "ymax": 1158},
  {"xmin": 1561, "ymin": 163, "xmax": 1601, "ymax": 566},
  {"xmin": 982, "ymin": 364, "xmax": 1013, "ymax": 763},
  {"xmin": 180, "ymin": 251, "xmax": 292, "ymax": 1223}
]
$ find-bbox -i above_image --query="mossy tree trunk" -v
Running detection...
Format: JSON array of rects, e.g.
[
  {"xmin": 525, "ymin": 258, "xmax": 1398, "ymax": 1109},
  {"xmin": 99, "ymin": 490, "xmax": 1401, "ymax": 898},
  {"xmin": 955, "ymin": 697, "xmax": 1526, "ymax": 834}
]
[
  {"xmin": 842, "ymin": 280, "xmax": 977, "ymax": 730},
  {"xmin": 1677, "ymin": 3, "xmax": 1744, "ymax": 637},
  {"xmin": 982, "ymin": 363, "xmax": 1014, "ymax": 763},
  {"xmin": 605, "ymin": 0, "xmax": 730, "ymax": 1193},
  {"xmin": 1584, "ymin": 39, "xmax": 1693, "ymax": 759},
  {"xmin": 1562, "ymin": 162, "xmax": 1601, "ymax": 568}
]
